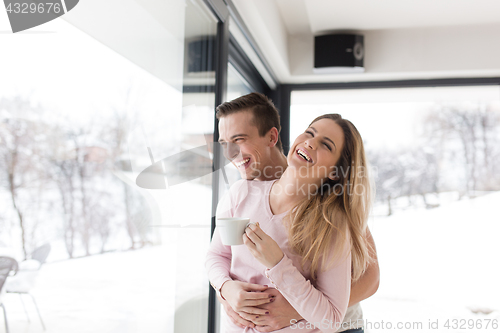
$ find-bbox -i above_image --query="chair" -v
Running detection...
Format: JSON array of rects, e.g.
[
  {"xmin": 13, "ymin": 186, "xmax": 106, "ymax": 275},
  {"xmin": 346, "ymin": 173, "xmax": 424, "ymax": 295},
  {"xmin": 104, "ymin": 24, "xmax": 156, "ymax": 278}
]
[
  {"xmin": 0, "ymin": 256, "xmax": 18, "ymax": 333},
  {"xmin": 18, "ymin": 243, "xmax": 51, "ymax": 271},
  {"xmin": 5, "ymin": 244, "xmax": 51, "ymax": 331}
]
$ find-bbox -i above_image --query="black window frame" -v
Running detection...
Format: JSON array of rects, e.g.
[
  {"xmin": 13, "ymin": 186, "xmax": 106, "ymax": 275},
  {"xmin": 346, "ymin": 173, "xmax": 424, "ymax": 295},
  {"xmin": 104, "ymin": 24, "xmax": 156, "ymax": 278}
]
[
  {"xmin": 203, "ymin": 1, "xmax": 272, "ymax": 333},
  {"xmin": 278, "ymin": 77, "xmax": 500, "ymax": 155}
]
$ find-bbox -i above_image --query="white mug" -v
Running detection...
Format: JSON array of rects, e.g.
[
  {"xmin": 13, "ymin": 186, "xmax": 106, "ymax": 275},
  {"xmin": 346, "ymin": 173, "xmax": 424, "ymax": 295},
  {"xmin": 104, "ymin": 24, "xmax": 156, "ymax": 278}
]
[{"xmin": 217, "ymin": 217, "xmax": 250, "ymax": 246}]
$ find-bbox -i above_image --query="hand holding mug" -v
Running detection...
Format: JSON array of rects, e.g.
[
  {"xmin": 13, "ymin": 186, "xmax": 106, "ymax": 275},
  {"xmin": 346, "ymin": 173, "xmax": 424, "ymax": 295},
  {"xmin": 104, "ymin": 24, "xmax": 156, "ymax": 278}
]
[{"xmin": 244, "ymin": 223, "xmax": 284, "ymax": 269}]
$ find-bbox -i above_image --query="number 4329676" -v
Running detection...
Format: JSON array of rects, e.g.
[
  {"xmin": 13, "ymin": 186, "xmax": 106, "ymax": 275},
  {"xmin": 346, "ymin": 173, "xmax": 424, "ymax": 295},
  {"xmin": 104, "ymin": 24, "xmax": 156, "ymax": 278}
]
[
  {"xmin": 444, "ymin": 319, "xmax": 498, "ymax": 330},
  {"xmin": 6, "ymin": 3, "xmax": 62, "ymax": 14}
]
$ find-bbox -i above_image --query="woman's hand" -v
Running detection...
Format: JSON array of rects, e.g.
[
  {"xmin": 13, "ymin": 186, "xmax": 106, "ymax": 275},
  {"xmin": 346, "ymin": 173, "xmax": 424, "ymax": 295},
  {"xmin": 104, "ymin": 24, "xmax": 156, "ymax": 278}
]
[{"xmin": 244, "ymin": 222, "xmax": 284, "ymax": 269}]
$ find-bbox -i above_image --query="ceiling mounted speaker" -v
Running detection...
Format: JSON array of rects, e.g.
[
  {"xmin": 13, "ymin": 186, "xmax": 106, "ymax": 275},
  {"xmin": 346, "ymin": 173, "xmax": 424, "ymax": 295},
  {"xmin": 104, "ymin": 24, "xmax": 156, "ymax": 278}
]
[{"xmin": 314, "ymin": 34, "xmax": 365, "ymax": 74}]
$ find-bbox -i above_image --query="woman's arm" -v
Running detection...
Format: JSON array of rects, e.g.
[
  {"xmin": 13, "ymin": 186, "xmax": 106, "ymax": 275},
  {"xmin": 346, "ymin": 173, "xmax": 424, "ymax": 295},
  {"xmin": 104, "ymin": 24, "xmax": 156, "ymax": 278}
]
[
  {"xmin": 244, "ymin": 223, "xmax": 351, "ymax": 333},
  {"xmin": 252, "ymin": 227, "xmax": 379, "ymax": 331}
]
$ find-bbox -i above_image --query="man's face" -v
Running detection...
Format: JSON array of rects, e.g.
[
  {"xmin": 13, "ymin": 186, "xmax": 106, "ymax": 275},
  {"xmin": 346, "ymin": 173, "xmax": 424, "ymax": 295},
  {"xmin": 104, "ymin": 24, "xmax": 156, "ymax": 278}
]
[{"xmin": 218, "ymin": 111, "xmax": 273, "ymax": 180}]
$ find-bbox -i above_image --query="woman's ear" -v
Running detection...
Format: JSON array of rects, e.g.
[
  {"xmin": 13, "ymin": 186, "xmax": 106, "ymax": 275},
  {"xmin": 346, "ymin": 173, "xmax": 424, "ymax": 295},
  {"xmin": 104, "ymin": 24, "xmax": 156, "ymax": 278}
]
[
  {"xmin": 328, "ymin": 168, "xmax": 339, "ymax": 181},
  {"xmin": 267, "ymin": 127, "xmax": 279, "ymax": 147},
  {"xmin": 328, "ymin": 174, "xmax": 339, "ymax": 181}
]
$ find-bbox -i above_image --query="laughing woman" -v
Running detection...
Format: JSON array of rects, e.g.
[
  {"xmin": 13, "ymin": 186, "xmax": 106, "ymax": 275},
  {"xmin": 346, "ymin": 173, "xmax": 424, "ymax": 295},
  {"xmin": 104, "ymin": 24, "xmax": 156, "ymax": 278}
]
[{"xmin": 206, "ymin": 114, "xmax": 374, "ymax": 333}]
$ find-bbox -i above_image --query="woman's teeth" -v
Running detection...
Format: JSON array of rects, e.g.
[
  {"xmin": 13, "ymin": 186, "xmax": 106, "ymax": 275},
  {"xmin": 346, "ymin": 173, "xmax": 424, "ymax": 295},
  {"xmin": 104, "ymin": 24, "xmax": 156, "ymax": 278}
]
[
  {"xmin": 297, "ymin": 149, "xmax": 311, "ymax": 162},
  {"xmin": 235, "ymin": 158, "xmax": 250, "ymax": 167}
]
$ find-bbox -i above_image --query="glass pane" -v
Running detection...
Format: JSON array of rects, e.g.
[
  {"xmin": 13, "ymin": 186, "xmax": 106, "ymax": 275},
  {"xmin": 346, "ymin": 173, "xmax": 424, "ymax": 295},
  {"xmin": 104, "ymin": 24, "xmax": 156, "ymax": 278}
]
[
  {"xmin": 291, "ymin": 87, "xmax": 500, "ymax": 328},
  {"xmin": 215, "ymin": 62, "xmax": 254, "ymax": 333},
  {"xmin": 218, "ymin": 62, "xmax": 255, "ymax": 192},
  {"xmin": 0, "ymin": 1, "xmax": 217, "ymax": 332},
  {"xmin": 227, "ymin": 63, "xmax": 253, "ymax": 102}
]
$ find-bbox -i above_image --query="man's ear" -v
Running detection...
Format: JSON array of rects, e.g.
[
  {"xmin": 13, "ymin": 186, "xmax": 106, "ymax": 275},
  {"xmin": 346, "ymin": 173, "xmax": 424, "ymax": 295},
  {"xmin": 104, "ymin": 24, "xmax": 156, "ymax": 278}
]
[{"xmin": 267, "ymin": 127, "xmax": 279, "ymax": 147}]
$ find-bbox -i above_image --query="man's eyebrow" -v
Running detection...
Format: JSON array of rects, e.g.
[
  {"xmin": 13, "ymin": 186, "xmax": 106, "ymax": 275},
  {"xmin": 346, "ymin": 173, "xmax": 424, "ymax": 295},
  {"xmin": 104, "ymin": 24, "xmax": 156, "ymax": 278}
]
[
  {"xmin": 310, "ymin": 126, "xmax": 337, "ymax": 150},
  {"xmin": 218, "ymin": 134, "xmax": 248, "ymax": 143},
  {"xmin": 230, "ymin": 134, "xmax": 248, "ymax": 140}
]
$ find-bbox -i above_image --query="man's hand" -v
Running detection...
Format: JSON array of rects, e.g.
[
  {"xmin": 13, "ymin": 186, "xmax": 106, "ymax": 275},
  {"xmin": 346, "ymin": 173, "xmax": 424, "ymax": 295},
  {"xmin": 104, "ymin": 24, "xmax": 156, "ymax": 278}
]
[
  {"xmin": 217, "ymin": 294, "xmax": 256, "ymax": 329},
  {"xmin": 250, "ymin": 288, "xmax": 303, "ymax": 332},
  {"xmin": 220, "ymin": 280, "xmax": 275, "ymax": 319}
]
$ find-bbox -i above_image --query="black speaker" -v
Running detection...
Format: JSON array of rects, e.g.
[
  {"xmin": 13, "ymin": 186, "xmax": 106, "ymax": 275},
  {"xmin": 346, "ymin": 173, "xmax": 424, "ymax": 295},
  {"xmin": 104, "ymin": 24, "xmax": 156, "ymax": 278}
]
[
  {"xmin": 314, "ymin": 34, "xmax": 364, "ymax": 73},
  {"xmin": 188, "ymin": 36, "xmax": 215, "ymax": 73}
]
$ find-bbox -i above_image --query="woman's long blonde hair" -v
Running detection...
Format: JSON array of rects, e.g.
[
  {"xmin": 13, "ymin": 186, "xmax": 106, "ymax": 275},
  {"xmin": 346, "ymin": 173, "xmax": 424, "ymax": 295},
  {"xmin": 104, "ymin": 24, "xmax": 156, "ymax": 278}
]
[{"xmin": 286, "ymin": 114, "xmax": 374, "ymax": 281}]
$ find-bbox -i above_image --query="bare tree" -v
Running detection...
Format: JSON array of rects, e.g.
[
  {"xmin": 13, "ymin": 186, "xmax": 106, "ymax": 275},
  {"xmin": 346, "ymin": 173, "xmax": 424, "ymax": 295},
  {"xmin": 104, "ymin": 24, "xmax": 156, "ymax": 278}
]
[
  {"xmin": 46, "ymin": 124, "xmax": 79, "ymax": 258},
  {"xmin": 477, "ymin": 105, "xmax": 500, "ymax": 189},
  {"xmin": 425, "ymin": 103, "xmax": 500, "ymax": 195},
  {"xmin": 99, "ymin": 79, "xmax": 152, "ymax": 249},
  {"xmin": 0, "ymin": 96, "xmax": 47, "ymax": 259},
  {"xmin": 72, "ymin": 124, "xmax": 109, "ymax": 256},
  {"xmin": 87, "ymin": 190, "xmax": 115, "ymax": 254},
  {"xmin": 368, "ymin": 148, "xmax": 405, "ymax": 215}
]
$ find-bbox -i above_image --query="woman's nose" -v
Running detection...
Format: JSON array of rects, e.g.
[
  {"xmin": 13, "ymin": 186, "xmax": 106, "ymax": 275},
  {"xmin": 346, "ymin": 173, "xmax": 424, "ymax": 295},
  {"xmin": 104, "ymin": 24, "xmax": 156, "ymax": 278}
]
[{"xmin": 304, "ymin": 139, "xmax": 316, "ymax": 150}]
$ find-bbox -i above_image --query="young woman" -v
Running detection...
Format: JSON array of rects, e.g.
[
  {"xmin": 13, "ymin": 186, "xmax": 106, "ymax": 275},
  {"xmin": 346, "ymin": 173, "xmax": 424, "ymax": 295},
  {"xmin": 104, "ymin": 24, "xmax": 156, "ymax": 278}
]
[{"xmin": 206, "ymin": 114, "xmax": 373, "ymax": 333}]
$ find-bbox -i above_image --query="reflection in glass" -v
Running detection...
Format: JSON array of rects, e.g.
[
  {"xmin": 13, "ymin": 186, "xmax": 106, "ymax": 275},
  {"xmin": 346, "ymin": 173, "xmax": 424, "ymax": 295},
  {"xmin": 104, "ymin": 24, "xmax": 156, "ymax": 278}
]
[{"xmin": 0, "ymin": 0, "xmax": 217, "ymax": 332}]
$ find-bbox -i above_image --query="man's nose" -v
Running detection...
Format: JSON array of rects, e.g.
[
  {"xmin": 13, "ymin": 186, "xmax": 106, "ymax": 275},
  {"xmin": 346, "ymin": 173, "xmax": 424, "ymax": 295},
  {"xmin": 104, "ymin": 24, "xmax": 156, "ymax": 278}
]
[{"xmin": 226, "ymin": 142, "xmax": 240, "ymax": 160}]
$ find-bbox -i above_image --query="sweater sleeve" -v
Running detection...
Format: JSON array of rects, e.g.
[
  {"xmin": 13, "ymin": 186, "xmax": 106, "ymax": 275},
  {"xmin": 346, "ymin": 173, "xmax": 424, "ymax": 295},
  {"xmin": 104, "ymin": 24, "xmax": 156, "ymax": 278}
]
[
  {"xmin": 205, "ymin": 180, "xmax": 248, "ymax": 295},
  {"xmin": 264, "ymin": 244, "xmax": 351, "ymax": 333},
  {"xmin": 205, "ymin": 227, "xmax": 233, "ymax": 296}
]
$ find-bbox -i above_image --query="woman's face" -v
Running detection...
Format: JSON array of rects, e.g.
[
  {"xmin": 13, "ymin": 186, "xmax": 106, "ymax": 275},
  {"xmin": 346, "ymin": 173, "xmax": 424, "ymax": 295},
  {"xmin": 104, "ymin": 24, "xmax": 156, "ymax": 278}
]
[{"xmin": 288, "ymin": 118, "xmax": 345, "ymax": 183}]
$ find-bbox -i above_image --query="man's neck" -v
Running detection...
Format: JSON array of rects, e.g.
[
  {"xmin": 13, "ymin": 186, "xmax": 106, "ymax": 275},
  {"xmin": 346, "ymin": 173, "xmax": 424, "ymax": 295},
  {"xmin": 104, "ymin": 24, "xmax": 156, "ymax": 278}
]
[{"xmin": 255, "ymin": 148, "xmax": 288, "ymax": 181}]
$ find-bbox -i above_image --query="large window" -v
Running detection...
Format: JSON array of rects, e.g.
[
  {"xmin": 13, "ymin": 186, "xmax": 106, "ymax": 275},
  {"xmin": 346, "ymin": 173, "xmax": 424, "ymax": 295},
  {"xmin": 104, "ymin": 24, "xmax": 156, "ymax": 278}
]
[
  {"xmin": 0, "ymin": 1, "xmax": 218, "ymax": 332},
  {"xmin": 291, "ymin": 86, "xmax": 500, "ymax": 329}
]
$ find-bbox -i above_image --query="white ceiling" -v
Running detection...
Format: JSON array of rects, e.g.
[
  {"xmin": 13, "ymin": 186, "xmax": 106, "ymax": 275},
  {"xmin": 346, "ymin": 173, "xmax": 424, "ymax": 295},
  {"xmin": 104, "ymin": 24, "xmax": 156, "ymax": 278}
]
[
  {"xmin": 275, "ymin": 0, "xmax": 500, "ymax": 34},
  {"xmin": 232, "ymin": 0, "xmax": 500, "ymax": 84}
]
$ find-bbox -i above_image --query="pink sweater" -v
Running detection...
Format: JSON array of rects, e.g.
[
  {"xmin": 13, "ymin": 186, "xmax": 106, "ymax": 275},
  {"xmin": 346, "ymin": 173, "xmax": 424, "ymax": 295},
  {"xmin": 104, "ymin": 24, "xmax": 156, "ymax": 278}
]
[{"xmin": 206, "ymin": 180, "xmax": 351, "ymax": 333}]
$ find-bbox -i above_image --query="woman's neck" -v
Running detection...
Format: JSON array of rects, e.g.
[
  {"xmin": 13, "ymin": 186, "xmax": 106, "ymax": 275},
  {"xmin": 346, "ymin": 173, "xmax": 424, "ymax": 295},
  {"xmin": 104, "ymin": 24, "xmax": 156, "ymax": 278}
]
[{"xmin": 269, "ymin": 167, "xmax": 320, "ymax": 215}]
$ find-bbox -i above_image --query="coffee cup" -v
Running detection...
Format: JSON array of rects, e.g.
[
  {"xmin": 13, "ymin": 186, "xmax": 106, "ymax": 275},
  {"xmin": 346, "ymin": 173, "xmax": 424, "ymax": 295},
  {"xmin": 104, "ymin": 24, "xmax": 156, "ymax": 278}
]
[{"xmin": 217, "ymin": 217, "xmax": 250, "ymax": 246}]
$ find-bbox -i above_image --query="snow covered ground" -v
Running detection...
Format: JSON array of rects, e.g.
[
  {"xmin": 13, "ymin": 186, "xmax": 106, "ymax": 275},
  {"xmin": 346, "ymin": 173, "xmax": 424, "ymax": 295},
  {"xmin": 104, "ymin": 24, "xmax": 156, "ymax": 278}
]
[
  {"xmin": 2, "ymin": 192, "xmax": 499, "ymax": 333},
  {"xmin": 364, "ymin": 191, "xmax": 500, "ymax": 332},
  {"xmin": 2, "ymin": 246, "xmax": 178, "ymax": 333}
]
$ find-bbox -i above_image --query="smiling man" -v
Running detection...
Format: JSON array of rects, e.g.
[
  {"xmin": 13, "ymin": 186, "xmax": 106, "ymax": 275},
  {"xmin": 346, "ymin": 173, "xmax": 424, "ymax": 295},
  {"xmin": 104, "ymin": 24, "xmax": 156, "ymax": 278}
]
[
  {"xmin": 217, "ymin": 94, "xmax": 287, "ymax": 181},
  {"xmin": 213, "ymin": 92, "xmax": 379, "ymax": 333}
]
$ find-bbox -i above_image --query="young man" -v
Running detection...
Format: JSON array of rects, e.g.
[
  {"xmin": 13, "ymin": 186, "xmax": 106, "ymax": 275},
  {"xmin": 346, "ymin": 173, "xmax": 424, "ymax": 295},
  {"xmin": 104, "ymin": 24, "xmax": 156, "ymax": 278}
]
[{"xmin": 214, "ymin": 92, "xmax": 379, "ymax": 333}]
